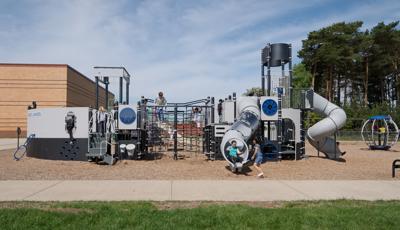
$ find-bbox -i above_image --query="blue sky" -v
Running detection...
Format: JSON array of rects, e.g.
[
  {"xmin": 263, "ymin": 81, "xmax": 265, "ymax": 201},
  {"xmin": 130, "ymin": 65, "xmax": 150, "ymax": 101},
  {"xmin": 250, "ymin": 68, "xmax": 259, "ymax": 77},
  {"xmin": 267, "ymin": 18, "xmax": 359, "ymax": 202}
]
[{"xmin": 0, "ymin": 0, "xmax": 399, "ymax": 103}]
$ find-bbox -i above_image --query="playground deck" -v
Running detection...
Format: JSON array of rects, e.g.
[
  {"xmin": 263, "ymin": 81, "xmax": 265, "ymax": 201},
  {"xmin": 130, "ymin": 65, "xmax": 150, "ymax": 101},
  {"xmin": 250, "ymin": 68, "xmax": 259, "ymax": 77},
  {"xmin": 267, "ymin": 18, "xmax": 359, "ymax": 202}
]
[{"xmin": 0, "ymin": 141, "xmax": 399, "ymax": 180}]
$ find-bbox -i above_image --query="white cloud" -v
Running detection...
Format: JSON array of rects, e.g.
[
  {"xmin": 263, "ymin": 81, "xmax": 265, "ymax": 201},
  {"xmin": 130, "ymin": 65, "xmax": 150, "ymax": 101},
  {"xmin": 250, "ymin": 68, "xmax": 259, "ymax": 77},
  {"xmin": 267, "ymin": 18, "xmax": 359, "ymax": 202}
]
[{"xmin": 0, "ymin": 0, "xmax": 398, "ymax": 103}]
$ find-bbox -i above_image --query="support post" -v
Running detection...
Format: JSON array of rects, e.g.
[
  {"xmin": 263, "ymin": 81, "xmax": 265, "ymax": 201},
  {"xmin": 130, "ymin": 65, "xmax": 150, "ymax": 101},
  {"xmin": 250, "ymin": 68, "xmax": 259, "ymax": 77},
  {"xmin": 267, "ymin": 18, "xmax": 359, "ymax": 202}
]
[
  {"xmin": 119, "ymin": 77, "xmax": 123, "ymax": 104},
  {"xmin": 261, "ymin": 48, "xmax": 265, "ymax": 96},
  {"xmin": 267, "ymin": 44, "xmax": 271, "ymax": 140},
  {"xmin": 334, "ymin": 132, "xmax": 337, "ymax": 158},
  {"xmin": 211, "ymin": 97, "xmax": 215, "ymax": 124},
  {"xmin": 288, "ymin": 44, "xmax": 293, "ymax": 107},
  {"xmin": 95, "ymin": 76, "xmax": 99, "ymax": 110},
  {"xmin": 277, "ymin": 88, "xmax": 282, "ymax": 160},
  {"xmin": 233, "ymin": 92, "xmax": 237, "ymax": 121},
  {"xmin": 104, "ymin": 77, "xmax": 109, "ymax": 110},
  {"xmin": 16, "ymin": 127, "xmax": 21, "ymax": 148},
  {"xmin": 126, "ymin": 81, "xmax": 130, "ymax": 104},
  {"xmin": 267, "ymin": 43, "xmax": 271, "ymax": 97},
  {"xmin": 173, "ymin": 105, "xmax": 178, "ymax": 160}
]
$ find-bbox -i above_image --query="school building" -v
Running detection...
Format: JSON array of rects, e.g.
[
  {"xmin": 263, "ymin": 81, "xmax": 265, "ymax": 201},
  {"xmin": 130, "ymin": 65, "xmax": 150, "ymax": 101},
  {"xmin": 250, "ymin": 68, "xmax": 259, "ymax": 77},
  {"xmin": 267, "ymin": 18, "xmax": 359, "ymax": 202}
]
[{"xmin": 0, "ymin": 63, "xmax": 114, "ymax": 137}]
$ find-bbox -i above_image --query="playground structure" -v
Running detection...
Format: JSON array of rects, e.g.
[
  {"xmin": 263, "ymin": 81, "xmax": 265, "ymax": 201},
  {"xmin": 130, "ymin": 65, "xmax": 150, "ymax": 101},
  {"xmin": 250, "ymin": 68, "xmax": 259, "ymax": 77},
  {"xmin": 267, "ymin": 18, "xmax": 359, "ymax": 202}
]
[
  {"xmin": 361, "ymin": 115, "xmax": 399, "ymax": 150},
  {"xmin": 209, "ymin": 43, "xmax": 347, "ymax": 172},
  {"xmin": 23, "ymin": 42, "xmax": 348, "ymax": 170}
]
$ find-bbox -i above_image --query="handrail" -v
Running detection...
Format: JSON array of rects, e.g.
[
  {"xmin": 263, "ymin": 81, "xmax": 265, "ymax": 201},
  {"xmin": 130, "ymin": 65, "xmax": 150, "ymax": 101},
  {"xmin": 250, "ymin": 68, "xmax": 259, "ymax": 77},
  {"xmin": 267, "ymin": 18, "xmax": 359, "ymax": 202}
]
[{"xmin": 13, "ymin": 134, "xmax": 35, "ymax": 161}]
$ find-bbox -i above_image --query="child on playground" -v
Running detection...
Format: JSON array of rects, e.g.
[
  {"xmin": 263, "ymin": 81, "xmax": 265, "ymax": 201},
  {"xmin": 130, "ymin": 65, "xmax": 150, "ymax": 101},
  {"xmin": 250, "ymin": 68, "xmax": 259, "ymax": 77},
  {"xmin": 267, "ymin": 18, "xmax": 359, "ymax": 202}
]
[
  {"xmin": 228, "ymin": 140, "xmax": 243, "ymax": 163},
  {"xmin": 97, "ymin": 106, "xmax": 107, "ymax": 137},
  {"xmin": 192, "ymin": 107, "xmax": 202, "ymax": 128},
  {"xmin": 251, "ymin": 139, "xmax": 264, "ymax": 178},
  {"xmin": 155, "ymin": 91, "xmax": 167, "ymax": 122}
]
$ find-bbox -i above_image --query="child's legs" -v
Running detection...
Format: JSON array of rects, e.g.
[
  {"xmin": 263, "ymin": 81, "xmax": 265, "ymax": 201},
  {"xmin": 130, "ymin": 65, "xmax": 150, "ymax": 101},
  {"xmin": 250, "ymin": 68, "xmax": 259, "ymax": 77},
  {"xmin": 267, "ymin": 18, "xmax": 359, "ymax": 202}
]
[
  {"xmin": 234, "ymin": 156, "xmax": 242, "ymax": 162},
  {"xmin": 160, "ymin": 109, "xmax": 164, "ymax": 121},
  {"xmin": 253, "ymin": 163, "xmax": 263, "ymax": 174},
  {"xmin": 157, "ymin": 109, "xmax": 163, "ymax": 121}
]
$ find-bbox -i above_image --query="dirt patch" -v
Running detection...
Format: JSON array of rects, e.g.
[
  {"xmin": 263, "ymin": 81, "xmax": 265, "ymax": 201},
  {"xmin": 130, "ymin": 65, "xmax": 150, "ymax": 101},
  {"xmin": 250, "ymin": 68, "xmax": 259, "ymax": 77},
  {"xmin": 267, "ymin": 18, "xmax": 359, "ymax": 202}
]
[
  {"xmin": 153, "ymin": 201, "xmax": 285, "ymax": 210},
  {"xmin": 40, "ymin": 207, "xmax": 92, "ymax": 214},
  {"xmin": 0, "ymin": 141, "xmax": 399, "ymax": 180}
]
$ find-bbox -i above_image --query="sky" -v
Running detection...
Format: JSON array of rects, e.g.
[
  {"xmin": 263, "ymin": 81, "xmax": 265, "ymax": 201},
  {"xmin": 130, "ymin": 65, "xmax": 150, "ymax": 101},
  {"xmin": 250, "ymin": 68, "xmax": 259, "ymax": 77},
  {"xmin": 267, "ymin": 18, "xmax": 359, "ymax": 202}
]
[{"xmin": 0, "ymin": 0, "xmax": 399, "ymax": 103}]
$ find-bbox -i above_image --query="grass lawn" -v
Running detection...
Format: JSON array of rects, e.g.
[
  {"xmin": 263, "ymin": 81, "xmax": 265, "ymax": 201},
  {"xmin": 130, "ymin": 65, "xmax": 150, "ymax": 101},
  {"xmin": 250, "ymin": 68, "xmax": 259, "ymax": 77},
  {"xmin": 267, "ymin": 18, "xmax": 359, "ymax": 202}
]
[{"xmin": 1, "ymin": 200, "xmax": 400, "ymax": 229}]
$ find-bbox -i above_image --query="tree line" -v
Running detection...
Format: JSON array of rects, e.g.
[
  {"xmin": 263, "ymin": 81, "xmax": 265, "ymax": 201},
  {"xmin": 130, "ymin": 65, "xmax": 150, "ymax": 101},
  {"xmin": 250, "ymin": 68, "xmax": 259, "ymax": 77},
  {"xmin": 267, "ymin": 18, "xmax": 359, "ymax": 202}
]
[{"xmin": 297, "ymin": 21, "xmax": 400, "ymax": 106}]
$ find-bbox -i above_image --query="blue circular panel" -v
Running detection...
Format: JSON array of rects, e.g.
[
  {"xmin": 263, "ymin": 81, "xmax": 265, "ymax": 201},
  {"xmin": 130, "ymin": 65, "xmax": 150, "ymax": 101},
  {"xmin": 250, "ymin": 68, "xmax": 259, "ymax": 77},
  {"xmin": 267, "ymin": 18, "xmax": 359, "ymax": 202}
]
[
  {"xmin": 262, "ymin": 99, "xmax": 278, "ymax": 116},
  {"xmin": 120, "ymin": 108, "xmax": 136, "ymax": 124}
]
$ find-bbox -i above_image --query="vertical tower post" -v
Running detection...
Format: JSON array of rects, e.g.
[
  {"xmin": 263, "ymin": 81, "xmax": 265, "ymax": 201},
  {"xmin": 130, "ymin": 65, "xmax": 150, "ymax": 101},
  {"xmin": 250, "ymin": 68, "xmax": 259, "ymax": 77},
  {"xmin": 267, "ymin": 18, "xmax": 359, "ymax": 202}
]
[
  {"xmin": 233, "ymin": 92, "xmax": 237, "ymax": 121},
  {"xmin": 119, "ymin": 77, "xmax": 123, "ymax": 104},
  {"xmin": 267, "ymin": 43, "xmax": 272, "ymax": 97},
  {"xmin": 211, "ymin": 97, "xmax": 215, "ymax": 124},
  {"xmin": 267, "ymin": 43, "xmax": 271, "ymax": 140},
  {"xmin": 95, "ymin": 76, "xmax": 99, "ymax": 110},
  {"xmin": 288, "ymin": 44, "xmax": 293, "ymax": 107},
  {"xmin": 104, "ymin": 77, "xmax": 109, "ymax": 110},
  {"xmin": 173, "ymin": 105, "xmax": 178, "ymax": 160},
  {"xmin": 261, "ymin": 49, "xmax": 265, "ymax": 96},
  {"xmin": 126, "ymin": 80, "xmax": 130, "ymax": 104}
]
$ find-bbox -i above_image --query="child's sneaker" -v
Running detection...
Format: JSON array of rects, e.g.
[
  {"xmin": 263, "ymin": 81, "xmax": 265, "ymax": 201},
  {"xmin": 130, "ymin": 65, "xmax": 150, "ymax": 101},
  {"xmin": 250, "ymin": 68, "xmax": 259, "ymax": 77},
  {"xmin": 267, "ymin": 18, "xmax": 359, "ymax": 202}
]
[{"xmin": 257, "ymin": 173, "xmax": 264, "ymax": 178}]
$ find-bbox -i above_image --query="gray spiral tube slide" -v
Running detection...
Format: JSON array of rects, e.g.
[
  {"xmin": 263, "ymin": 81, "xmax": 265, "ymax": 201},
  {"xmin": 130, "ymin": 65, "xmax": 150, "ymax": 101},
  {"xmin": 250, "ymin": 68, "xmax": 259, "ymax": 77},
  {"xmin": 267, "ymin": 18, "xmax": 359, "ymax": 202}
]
[
  {"xmin": 307, "ymin": 93, "xmax": 347, "ymax": 159},
  {"xmin": 220, "ymin": 97, "xmax": 260, "ymax": 167}
]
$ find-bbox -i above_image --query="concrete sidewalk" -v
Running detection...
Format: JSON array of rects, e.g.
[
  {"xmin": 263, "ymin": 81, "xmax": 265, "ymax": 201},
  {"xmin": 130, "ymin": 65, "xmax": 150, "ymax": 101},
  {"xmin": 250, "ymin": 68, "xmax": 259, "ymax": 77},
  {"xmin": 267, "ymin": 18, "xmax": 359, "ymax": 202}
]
[{"xmin": 1, "ymin": 180, "xmax": 399, "ymax": 201}]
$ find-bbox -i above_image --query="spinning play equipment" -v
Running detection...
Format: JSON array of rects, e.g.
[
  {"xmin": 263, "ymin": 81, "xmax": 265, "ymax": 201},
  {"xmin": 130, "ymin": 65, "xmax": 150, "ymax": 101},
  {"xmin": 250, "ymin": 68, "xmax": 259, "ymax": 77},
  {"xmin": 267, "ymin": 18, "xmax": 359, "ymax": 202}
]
[{"xmin": 361, "ymin": 115, "xmax": 399, "ymax": 150}]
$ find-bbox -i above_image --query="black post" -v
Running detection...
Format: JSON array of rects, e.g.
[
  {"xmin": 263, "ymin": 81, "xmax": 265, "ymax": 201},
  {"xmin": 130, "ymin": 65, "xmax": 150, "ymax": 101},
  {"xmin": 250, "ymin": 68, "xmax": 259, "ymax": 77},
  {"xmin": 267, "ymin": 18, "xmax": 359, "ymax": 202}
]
[
  {"xmin": 126, "ymin": 81, "xmax": 130, "ymax": 104},
  {"xmin": 211, "ymin": 97, "xmax": 215, "ymax": 124},
  {"xmin": 16, "ymin": 127, "xmax": 21, "ymax": 147},
  {"xmin": 288, "ymin": 44, "xmax": 293, "ymax": 107},
  {"xmin": 233, "ymin": 92, "xmax": 237, "ymax": 121},
  {"xmin": 137, "ymin": 101, "xmax": 141, "ymax": 129},
  {"xmin": 334, "ymin": 132, "xmax": 337, "ymax": 158},
  {"xmin": 267, "ymin": 43, "xmax": 271, "ymax": 140},
  {"xmin": 261, "ymin": 48, "xmax": 265, "ymax": 96},
  {"xmin": 119, "ymin": 77, "xmax": 123, "ymax": 104},
  {"xmin": 95, "ymin": 76, "xmax": 99, "ymax": 110},
  {"xmin": 267, "ymin": 44, "xmax": 271, "ymax": 97},
  {"xmin": 277, "ymin": 87, "xmax": 282, "ymax": 160},
  {"xmin": 104, "ymin": 77, "xmax": 109, "ymax": 110},
  {"xmin": 204, "ymin": 106, "xmax": 208, "ymax": 126},
  {"xmin": 173, "ymin": 105, "xmax": 178, "ymax": 160}
]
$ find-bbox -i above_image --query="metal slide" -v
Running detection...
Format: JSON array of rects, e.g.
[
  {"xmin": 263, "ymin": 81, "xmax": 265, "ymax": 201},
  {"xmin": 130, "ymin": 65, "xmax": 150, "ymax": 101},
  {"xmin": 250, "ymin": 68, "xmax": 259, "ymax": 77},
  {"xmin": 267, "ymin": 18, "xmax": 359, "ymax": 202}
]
[
  {"xmin": 306, "ymin": 93, "xmax": 347, "ymax": 159},
  {"xmin": 220, "ymin": 97, "xmax": 260, "ymax": 171}
]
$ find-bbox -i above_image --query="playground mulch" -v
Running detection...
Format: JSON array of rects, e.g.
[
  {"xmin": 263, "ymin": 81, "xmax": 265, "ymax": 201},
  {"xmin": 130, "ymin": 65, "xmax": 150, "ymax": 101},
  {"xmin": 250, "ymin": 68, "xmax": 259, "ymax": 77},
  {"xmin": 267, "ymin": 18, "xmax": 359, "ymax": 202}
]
[{"xmin": 0, "ymin": 141, "xmax": 399, "ymax": 180}]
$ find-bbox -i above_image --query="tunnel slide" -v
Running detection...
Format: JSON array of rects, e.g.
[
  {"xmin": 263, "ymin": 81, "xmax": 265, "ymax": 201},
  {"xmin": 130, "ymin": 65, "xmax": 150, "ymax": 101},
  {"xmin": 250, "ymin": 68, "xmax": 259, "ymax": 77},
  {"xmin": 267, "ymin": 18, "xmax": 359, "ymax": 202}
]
[
  {"xmin": 306, "ymin": 93, "xmax": 347, "ymax": 159},
  {"xmin": 220, "ymin": 97, "xmax": 260, "ymax": 171}
]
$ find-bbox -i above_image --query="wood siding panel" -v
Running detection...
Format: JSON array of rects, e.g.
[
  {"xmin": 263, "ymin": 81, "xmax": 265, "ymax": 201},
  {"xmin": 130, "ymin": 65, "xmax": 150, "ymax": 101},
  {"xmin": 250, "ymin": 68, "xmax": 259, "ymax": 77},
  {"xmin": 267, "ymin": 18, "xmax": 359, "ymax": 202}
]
[
  {"xmin": 66, "ymin": 68, "xmax": 114, "ymax": 108},
  {"xmin": 0, "ymin": 65, "xmax": 68, "ymax": 137},
  {"xmin": 0, "ymin": 64, "xmax": 115, "ymax": 137}
]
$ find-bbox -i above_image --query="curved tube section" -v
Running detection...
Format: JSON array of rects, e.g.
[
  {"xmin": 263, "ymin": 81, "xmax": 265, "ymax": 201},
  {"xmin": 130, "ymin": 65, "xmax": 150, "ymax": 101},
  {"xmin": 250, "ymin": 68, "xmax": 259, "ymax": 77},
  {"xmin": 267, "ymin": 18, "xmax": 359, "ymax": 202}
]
[
  {"xmin": 220, "ymin": 97, "xmax": 260, "ymax": 169},
  {"xmin": 307, "ymin": 93, "xmax": 347, "ymax": 159}
]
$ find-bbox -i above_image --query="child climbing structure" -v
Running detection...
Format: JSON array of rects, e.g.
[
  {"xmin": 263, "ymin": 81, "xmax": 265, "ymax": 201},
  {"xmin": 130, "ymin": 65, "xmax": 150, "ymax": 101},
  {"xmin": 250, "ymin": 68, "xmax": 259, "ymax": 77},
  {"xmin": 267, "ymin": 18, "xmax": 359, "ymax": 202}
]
[{"xmin": 204, "ymin": 43, "xmax": 348, "ymax": 172}]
